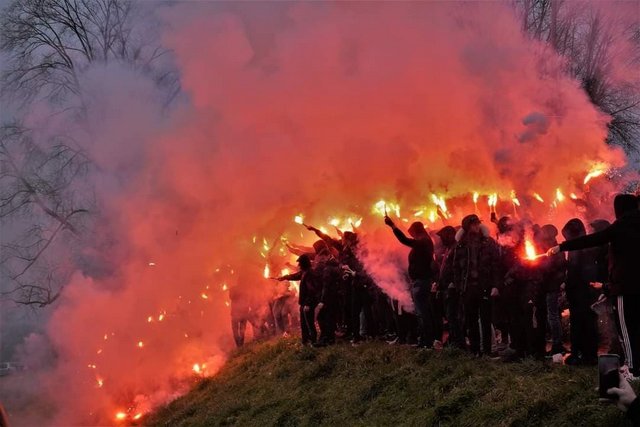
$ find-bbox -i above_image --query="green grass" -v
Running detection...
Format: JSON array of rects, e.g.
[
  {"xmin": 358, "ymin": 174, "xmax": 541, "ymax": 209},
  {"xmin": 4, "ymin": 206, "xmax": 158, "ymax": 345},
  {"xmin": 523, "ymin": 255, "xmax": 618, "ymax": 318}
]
[{"xmin": 147, "ymin": 339, "xmax": 634, "ymax": 426}]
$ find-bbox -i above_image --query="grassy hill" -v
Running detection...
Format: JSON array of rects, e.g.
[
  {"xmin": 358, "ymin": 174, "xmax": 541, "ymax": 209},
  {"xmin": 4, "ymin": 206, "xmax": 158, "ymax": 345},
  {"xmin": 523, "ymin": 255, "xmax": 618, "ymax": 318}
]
[{"xmin": 147, "ymin": 339, "xmax": 634, "ymax": 426}]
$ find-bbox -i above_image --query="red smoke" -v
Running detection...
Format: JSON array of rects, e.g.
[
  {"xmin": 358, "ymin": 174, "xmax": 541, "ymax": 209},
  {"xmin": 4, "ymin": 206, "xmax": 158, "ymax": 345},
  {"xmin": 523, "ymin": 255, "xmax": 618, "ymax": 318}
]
[{"xmin": 15, "ymin": 2, "xmax": 633, "ymax": 425}]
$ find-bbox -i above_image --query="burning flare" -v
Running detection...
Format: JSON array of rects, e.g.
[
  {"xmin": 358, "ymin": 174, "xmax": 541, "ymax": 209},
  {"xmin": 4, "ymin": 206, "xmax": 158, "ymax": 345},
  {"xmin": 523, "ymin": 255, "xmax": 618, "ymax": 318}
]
[{"xmin": 583, "ymin": 163, "xmax": 608, "ymax": 185}]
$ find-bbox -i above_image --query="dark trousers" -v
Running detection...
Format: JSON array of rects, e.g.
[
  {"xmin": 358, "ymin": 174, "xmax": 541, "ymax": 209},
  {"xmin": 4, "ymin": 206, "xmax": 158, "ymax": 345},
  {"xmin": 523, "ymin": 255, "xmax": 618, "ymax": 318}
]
[
  {"xmin": 318, "ymin": 302, "xmax": 337, "ymax": 344},
  {"xmin": 614, "ymin": 295, "xmax": 640, "ymax": 375},
  {"xmin": 567, "ymin": 289, "xmax": 598, "ymax": 361},
  {"xmin": 430, "ymin": 290, "xmax": 444, "ymax": 343},
  {"xmin": 463, "ymin": 287, "xmax": 492, "ymax": 355},
  {"xmin": 411, "ymin": 280, "xmax": 434, "ymax": 348},
  {"xmin": 446, "ymin": 288, "xmax": 465, "ymax": 348},
  {"xmin": 351, "ymin": 284, "xmax": 374, "ymax": 339},
  {"xmin": 300, "ymin": 304, "xmax": 317, "ymax": 344}
]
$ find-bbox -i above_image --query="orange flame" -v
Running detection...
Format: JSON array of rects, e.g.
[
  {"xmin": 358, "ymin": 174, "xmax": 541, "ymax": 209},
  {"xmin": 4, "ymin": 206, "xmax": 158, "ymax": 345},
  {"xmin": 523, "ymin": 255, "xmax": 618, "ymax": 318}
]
[
  {"xmin": 115, "ymin": 412, "xmax": 127, "ymax": 421},
  {"xmin": 533, "ymin": 193, "xmax": 544, "ymax": 203},
  {"xmin": 584, "ymin": 164, "xmax": 607, "ymax": 185},
  {"xmin": 555, "ymin": 188, "xmax": 565, "ymax": 202},
  {"xmin": 524, "ymin": 239, "xmax": 538, "ymax": 261}
]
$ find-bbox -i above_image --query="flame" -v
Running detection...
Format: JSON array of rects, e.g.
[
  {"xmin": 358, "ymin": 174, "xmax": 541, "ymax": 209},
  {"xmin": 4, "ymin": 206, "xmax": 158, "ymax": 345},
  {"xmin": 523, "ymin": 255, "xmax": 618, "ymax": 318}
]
[
  {"xmin": 524, "ymin": 239, "xmax": 537, "ymax": 261},
  {"xmin": 487, "ymin": 193, "xmax": 498, "ymax": 210},
  {"xmin": 510, "ymin": 190, "xmax": 520, "ymax": 207},
  {"xmin": 115, "ymin": 412, "xmax": 127, "ymax": 421},
  {"xmin": 224, "ymin": 301, "xmax": 230, "ymax": 307},
  {"xmin": 148, "ymin": 262, "xmax": 156, "ymax": 266},
  {"xmin": 294, "ymin": 214, "xmax": 304, "ymax": 225},
  {"xmin": 137, "ymin": 341, "xmax": 144, "ymax": 348},
  {"xmin": 472, "ymin": 192, "xmax": 479, "ymax": 204},
  {"xmin": 263, "ymin": 264, "xmax": 270, "ymax": 279},
  {"xmin": 584, "ymin": 164, "xmax": 607, "ymax": 185},
  {"xmin": 96, "ymin": 377, "xmax": 104, "ymax": 388},
  {"xmin": 221, "ymin": 283, "xmax": 228, "ymax": 291},
  {"xmin": 533, "ymin": 193, "xmax": 544, "ymax": 203},
  {"xmin": 158, "ymin": 314, "xmax": 164, "ymax": 322},
  {"xmin": 570, "ymin": 193, "xmax": 578, "ymax": 200},
  {"xmin": 555, "ymin": 188, "xmax": 565, "ymax": 202},
  {"xmin": 133, "ymin": 413, "xmax": 143, "ymax": 421},
  {"xmin": 192, "ymin": 363, "xmax": 201, "ymax": 374},
  {"xmin": 431, "ymin": 194, "xmax": 449, "ymax": 217},
  {"xmin": 200, "ymin": 293, "xmax": 208, "ymax": 300},
  {"xmin": 373, "ymin": 200, "xmax": 400, "ymax": 217},
  {"xmin": 428, "ymin": 210, "xmax": 437, "ymax": 223}
]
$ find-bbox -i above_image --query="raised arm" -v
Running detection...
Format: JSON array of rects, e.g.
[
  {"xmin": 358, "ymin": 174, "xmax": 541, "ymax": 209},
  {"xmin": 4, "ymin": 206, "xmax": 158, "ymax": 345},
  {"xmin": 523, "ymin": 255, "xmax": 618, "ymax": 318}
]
[
  {"xmin": 384, "ymin": 215, "xmax": 416, "ymax": 247},
  {"xmin": 306, "ymin": 225, "xmax": 343, "ymax": 251},
  {"xmin": 559, "ymin": 226, "xmax": 614, "ymax": 252}
]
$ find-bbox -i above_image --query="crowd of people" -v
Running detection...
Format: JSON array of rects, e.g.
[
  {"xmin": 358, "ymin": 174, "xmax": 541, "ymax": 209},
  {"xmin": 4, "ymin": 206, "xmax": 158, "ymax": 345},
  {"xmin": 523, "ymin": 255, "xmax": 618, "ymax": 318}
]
[{"xmin": 230, "ymin": 194, "xmax": 640, "ymax": 387}]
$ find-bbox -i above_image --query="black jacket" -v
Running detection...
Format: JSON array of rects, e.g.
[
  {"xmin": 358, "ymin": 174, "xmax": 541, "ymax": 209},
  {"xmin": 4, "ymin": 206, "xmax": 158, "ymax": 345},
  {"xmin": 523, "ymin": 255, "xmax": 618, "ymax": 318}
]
[
  {"xmin": 282, "ymin": 269, "xmax": 322, "ymax": 306},
  {"xmin": 392, "ymin": 227, "xmax": 434, "ymax": 282},
  {"xmin": 445, "ymin": 232, "xmax": 500, "ymax": 293},
  {"xmin": 560, "ymin": 211, "xmax": 640, "ymax": 296}
]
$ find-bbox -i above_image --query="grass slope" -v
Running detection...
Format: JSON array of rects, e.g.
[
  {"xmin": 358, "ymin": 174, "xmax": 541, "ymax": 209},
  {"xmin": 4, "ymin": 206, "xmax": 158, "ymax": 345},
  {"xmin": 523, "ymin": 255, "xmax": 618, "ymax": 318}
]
[{"xmin": 147, "ymin": 339, "xmax": 632, "ymax": 427}]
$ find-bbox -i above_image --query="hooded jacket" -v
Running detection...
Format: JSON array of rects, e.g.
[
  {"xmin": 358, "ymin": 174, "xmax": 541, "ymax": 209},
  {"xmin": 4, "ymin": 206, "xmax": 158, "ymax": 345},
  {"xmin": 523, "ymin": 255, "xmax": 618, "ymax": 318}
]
[
  {"xmin": 559, "ymin": 210, "xmax": 640, "ymax": 296},
  {"xmin": 444, "ymin": 225, "xmax": 500, "ymax": 294}
]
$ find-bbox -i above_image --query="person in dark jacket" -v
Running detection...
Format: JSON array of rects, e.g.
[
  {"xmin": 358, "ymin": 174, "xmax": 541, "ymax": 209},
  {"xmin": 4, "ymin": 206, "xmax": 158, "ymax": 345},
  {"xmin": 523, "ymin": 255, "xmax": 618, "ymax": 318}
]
[
  {"xmin": 551, "ymin": 218, "xmax": 599, "ymax": 365},
  {"xmin": 443, "ymin": 214, "xmax": 500, "ymax": 356},
  {"xmin": 275, "ymin": 254, "xmax": 322, "ymax": 345},
  {"xmin": 437, "ymin": 225, "xmax": 462, "ymax": 348},
  {"xmin": 549, "ymin": 194, "xmax": 640, "ymax": 374},
  {"xmin": 538, "ymin": 224, "xmax": 567, "ymax": 357},
  {"xmin": 385, "ymin": 215, "xmax": 436, "ymax": 348},
  {"xmin": 315, "ymin": 250, "xmax": 342, "ymax": 346},
  {"xmin": 503, "ymin": 245, "xmax": 545, "ymax": 361}
]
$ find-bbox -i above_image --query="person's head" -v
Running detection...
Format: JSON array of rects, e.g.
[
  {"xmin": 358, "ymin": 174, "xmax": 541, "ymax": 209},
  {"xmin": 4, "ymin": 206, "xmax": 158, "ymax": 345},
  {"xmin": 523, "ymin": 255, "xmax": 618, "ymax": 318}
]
[
  {"xmin": 613, "ymin": 194, "xmax": 638, "ymax": 219},
  {"xmin": 437, "ymin": 225, "xmax": 457, "ymax": 247},
  {"xmin": 539, "ymin": 224, "xmax": 558, "ymax": 249},
  {"xmin": 590, "ymin": 219, "xmax": 611, "ymax": 233},
  {"xmin": 408, "ymin": 221, "xmax": 428, "ymax": 239},
  {"xmin": 312, "ymin": 240, "xmax": 328, "ymax": 254},
  {"xmin": 343, "ymin": 231, "xmax": 358, "ymax": 248},
  {"xmin": 461, "ymin": 214, "xmax": 481, "ymax": 235},
  {"xmin": 297, "ymin": 254, "xmax": 312, "ymax": 271},
  {"xmin": 562, "ymin": 218, "xmax": 586, "ymax": 240},
  {"xmin": 497, "ymin": 216, "xmax": 512, "ymax": 235}
]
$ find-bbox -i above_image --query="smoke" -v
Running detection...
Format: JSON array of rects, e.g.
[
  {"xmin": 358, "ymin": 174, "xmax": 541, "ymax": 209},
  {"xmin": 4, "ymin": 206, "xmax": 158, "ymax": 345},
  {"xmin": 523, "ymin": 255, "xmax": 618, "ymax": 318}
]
[{"xmin": 2, "ymin": 1, "xmax": 635, "ymax": 425}]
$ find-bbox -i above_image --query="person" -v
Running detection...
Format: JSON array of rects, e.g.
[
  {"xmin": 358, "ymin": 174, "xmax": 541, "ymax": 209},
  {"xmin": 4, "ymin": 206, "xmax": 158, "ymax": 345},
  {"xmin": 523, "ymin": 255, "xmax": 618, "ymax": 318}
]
[
  {"xmin": 384, "ymin": 215, "xmax": 436, "ymax": 348},
  {"xmin": 444, "ymin": 214, "xmax": 500, "ymax": 356},
  {"xmin": 436, "ymin": 225, "xmax": 460, "ymax": 347},
  {"xmin": 607, "ymin": 372, "xmax": 640, "ymax": 426},
  {"xmin": 229, "ymin": 282, "xmax": 251, "ymax": 348},
  {"xmin": 275, "ymin": 254, "xmax": 322, "ymax": 345},
  {"xmin": 494, "ymin": 217, "xmax": 522, "ymax": 352},
  {"xmin": 315, "ymin": 249, "xmax": 342, "ymax": 346},
  {"xmin": 538, "ymin": 224, "xmax": 567, "ymax": 358},
  {"xmin": 549, "ymin": 194, "xmax": 640, "ymax": 375},
  {"xmin": 503, "ymin": 244, "xmax": 545, "ymax": 361},
  {"xmin": 551, "ymin": 218, "xmax": 599, "ymax": 365}
]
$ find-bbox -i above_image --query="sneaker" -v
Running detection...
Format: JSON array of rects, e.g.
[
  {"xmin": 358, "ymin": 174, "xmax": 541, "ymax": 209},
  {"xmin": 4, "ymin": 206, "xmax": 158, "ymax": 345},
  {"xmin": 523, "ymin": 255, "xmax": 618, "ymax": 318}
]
[{"xmin": 551, "ymin": 353, "xmax": 563, "ymax": 364}]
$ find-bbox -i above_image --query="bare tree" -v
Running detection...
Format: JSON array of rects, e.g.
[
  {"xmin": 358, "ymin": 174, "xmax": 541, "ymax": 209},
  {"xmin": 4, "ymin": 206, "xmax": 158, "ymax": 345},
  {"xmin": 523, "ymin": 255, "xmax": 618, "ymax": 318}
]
[
  {"xmin": 0, "ymin": 124, "xmax": 89, "ymax": 306},
  {"xmin": 514, "ymin": 0, "xmax": 640, "ymax": 153},
  {"xmin": 0, "ymin": 0, "xmax": 179, "ymax": 108},
  {"xmin": 0, "ymin": 0, "xmax": 180, "ymax": 307}
]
